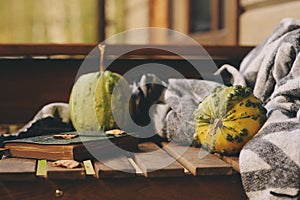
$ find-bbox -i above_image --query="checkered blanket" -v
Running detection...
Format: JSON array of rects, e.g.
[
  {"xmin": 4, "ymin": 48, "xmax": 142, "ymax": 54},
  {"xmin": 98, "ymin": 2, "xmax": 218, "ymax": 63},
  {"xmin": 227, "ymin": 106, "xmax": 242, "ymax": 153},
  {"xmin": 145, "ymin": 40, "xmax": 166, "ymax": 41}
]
[{"xmin": 238, "ymin": 18, "xmax": 300, "ymax": 199}]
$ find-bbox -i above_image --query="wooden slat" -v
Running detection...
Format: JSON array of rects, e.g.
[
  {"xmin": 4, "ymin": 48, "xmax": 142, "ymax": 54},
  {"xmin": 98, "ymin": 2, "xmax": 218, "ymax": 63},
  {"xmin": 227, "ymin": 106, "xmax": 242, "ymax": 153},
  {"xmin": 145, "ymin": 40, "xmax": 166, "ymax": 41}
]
[
  {"xmin": 46, "ymin": 161, "xmax": 86, "ymax": 180},
  {"xmin": 94, "ymin": 156, "xmax": 136, "ymax": 179},
  {"xmin": 221, "ymin": 156, "xmax": 240, "ymax": 172},
  {"xmin": 0, "ymin": 44, "xmax": 253, "ymax": 60},
  {"xmin": 0, "ymin": 158, "xmax": 36, "ymax": 181},
  {"xmin": 162, "ymin": 142, "xmax": 232, "ymax": 176},
  {"xmin": 134, "ymin": 142, "xmax": 185, "ymax": 177}
]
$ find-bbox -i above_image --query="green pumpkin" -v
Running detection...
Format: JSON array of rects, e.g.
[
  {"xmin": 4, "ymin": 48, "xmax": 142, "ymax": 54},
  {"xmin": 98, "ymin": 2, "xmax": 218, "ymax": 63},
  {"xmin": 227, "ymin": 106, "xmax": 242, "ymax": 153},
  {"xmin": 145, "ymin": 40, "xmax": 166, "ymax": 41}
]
[
  {"xmin": 69, "ymin": 71, "xmax": 130, "ymax": 132},
  {"xmin": 94, "ymin": 70, "xmax": 130, "ymax": 131},
  {"xmin": 193, "ymin": 85, "xmax": 267, "ymax": 155}
]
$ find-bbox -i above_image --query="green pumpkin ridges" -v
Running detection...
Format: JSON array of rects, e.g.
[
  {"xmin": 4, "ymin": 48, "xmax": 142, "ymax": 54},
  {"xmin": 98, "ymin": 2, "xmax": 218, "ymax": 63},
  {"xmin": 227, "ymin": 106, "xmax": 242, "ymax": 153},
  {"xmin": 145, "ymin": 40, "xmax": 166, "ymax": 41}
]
[
  {"xmin": 223, "ymin": 86, "xmax": 252, "ymax": 110},
  {"xmin": 194, "ymin": 85, "xmax": 267, "ymax": 155},
  {"xmin": 222, "ymin": 125, "xmax": 239, "ymax": 134},
  {"xmin": 224, "ymin": 127, "xmax": 247, "ymax": 143},
  {"xmin": 194, "ymin": 110, "xmax": 211, "ymax": 123},
  {"xmin": 224, "ymin": 109, "xmax": 236, "ymax": 118},
  {"xmin": 196, "ymin": 123, "xmax": 210, "ymax": 128},
  {"xmin": 224, "ymin": 115, "xmax": 252, "ymax": 122},
  {"xmin": 202, "ymin": 118, "xmax": 223, "ymax": 152},
  {"xmin": 70, "ymin": 44, "xmax": 131, "ymax": 133},
  {"xmin": 95, "ymin": 73, "xmax": 108, "ymax": 130},
  {"xmin": 206, "ymin": 96, "xmax": 217, "ymax": 119},
  {"xmin": 194, "ymin": 97, "xmax": 213, "ymax": 122},
  {"xmin": 95, "ymin": 71, "xmax": 122, "ymax": 131},
  {"xmin": 69, "ymin": 72, "xmax": 100, "ymax": 132},
  {"xmin": 111, "ymin": 75, "xmax": 131, "ymax": 129}
]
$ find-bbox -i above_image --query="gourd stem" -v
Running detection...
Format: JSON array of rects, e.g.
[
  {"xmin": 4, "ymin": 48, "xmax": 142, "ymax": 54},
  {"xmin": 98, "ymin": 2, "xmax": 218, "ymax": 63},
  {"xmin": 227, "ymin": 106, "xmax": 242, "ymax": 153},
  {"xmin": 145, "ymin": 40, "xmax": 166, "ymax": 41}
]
[{"xmin": 98, "ymin": 44, "xmax": 106, "ymax": 73}]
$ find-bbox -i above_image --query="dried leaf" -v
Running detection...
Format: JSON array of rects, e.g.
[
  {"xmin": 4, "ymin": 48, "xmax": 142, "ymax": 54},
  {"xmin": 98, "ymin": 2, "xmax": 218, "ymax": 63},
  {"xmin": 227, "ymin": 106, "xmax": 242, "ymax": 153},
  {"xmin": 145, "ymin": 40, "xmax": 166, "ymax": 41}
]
[
  {"xmin": 52, "ymin": 134, "xmax": 78, "ymax": 140},
  {"xmin": 105, "ymin": 129, "xmax": 125, "ymax": 136},
  {"xmin": 52, "ymin": 160, "xmax": 80, "ymax": 169}
]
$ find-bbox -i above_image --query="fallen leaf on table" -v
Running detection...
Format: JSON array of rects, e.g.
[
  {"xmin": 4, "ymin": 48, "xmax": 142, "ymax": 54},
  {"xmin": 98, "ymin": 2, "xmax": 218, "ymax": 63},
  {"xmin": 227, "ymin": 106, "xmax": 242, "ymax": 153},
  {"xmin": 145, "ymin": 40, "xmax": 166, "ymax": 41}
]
[
  {"xmin": 52, "ymin": 160, "xmax": 80, "ymax": 169},
  {"xmin": 52, "ymin": 134, "xmax": 79, "ymax": 140},
  {"xmin": 105, "ymin": 129, "xmax": 125, "ymax": 136}
]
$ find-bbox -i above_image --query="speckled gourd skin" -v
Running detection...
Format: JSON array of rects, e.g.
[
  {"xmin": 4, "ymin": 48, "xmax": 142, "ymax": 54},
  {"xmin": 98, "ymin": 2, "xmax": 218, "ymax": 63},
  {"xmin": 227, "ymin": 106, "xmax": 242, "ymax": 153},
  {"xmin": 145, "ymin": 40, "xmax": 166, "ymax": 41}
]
[
  {"xmin": 94, "ymin": 70, "xmax": 128, "ymax": 131},
  {"xmin": 70, "ymin": 71, "xmax": 129, "ymax": 132},
  {"xmin": 69, "ymin": 72, "xmax": 100, "ymax": 132},
  {"xmin": 193, "ymin": 85, "xmax": 267, "ymax": 155}
]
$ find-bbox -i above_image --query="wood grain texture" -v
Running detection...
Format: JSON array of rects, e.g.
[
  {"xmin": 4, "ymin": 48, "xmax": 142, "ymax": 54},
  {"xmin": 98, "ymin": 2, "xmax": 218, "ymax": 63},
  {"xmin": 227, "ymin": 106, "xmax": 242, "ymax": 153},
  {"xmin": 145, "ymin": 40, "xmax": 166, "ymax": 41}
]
[
  {"xmin": 94, "ymin": 157, "xmax": 136, "ymax": 179},
  {"xmin": 134, "ymin": 142, "xmax": 185, "ymax": 177},
  {"xmin": 0, "ymin": 44, "xmax": 253, "ymax": 60},
  {"xmin": 0, "ymin": 176, "xmax": 247, "ymax": 200},
  {"xmin": 0, "ymin": 180, "xmax": 58, "ymax": 200},
  {"xmin": 0, "ymin": 142, "xmax": 247, "ymax": 199},
  {"xmin": 46, "ymin": 161, "xmax": 86, "ymax": 180},
  {"xmin": 161, "ymin": 142, "xmax": 232, "ymax": 176},
  {"xmin": 0, "ymin": 157, "xmax": 36, "ymax": 181},
  {"xmin": 221, "ymin": 155, "xmax": 240, "ymax": 172}
]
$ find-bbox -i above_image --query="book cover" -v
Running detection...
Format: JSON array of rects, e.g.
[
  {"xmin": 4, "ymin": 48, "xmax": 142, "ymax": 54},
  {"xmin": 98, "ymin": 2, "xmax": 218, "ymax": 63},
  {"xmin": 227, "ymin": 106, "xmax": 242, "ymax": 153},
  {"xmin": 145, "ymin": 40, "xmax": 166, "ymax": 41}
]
[{"xmin": 3, "ymin": 132, "xmax": 138, "ymax": 161}]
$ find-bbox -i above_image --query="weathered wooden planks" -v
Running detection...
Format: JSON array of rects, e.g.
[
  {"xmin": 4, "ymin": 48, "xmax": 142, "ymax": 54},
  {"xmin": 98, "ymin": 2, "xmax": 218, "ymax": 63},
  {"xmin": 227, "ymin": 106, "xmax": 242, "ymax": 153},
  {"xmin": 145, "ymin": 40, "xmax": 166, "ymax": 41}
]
[
  {"xmin": 221, "ymin": 155, "xmax": 240, "ymax": 172},
  {"xmin": 94, "ymin": 156, "xmax": 136, "ymax": 179},
  {"xmin": 46, "ymin": 161, "xmax": 86, "ymax": 180},
  {"xmin": 0, "ymin": 142, "xmax": 246, "ymax": 199},
  {"xmin": 134, "ymin": 142, "xmax": 185, "ymax": 177},
  {"xmin": 0, "ymin": 157, "xmax": 36, "ymax": 181},
  {"xmin": 162, "ymin": 142, "xmax": 232, "ymax": 176},
  {"xmin": 0, "ymin": 142, "xmax": 239, "ymax": 180}
]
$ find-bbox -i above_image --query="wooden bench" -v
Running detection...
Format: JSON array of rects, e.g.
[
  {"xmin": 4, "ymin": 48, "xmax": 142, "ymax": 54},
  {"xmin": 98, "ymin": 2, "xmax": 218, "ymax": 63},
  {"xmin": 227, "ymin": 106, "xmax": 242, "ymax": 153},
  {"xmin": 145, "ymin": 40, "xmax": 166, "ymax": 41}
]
[
  {"xmin": 0, "ymin": 141, "xmax": 246, "ymax": 200},
  {"xmin": 0, "ymin": 44, "xmax": 252, "ymax": 199}
]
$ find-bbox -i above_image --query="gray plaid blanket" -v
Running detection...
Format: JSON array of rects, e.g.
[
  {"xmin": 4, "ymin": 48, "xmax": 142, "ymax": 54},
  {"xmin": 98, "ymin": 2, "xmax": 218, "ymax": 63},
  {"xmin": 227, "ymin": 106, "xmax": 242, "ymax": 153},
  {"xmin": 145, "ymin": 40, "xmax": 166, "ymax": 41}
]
[
  {"xmin": 238, "ymin": 18, "xmax": 300, "ymax": 199},
  {"xmin": 2, "ymin": 18, "xmax": 300, "ymax": 200}
]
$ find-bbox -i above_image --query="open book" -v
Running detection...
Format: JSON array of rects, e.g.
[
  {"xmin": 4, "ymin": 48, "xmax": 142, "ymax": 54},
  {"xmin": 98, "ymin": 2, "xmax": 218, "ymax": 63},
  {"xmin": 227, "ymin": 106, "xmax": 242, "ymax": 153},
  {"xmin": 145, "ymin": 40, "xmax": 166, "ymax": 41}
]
[{"xmin": 3, "ymin": 131, "xmax": 138, "ymax": 161}]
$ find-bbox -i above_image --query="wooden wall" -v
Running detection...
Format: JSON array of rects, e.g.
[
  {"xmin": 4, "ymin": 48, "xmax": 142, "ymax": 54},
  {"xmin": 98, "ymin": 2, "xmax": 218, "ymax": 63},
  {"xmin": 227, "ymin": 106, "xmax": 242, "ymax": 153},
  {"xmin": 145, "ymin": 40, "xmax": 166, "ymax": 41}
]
[
  {"xmin": 239, "ymin": 0, "xmax": 300, "ymax": 45},
  {"xmin": 0, "ymin": 45, "xmax": 252, "ymax": 123}
]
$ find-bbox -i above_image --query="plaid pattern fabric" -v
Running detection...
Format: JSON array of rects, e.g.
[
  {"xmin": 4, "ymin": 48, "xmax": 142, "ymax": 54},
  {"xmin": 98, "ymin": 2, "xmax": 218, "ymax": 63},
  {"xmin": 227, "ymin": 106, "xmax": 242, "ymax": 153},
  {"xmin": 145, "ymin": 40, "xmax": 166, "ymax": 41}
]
[{"xmin": 238, "ymin": 18, "xmax": 300, "ymax": 199}]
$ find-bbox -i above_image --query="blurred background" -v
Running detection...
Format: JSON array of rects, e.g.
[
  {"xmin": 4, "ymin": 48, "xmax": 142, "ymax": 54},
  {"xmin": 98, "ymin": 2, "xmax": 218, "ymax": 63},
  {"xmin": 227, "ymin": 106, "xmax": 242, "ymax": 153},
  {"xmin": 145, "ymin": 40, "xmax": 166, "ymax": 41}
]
[{"xmin": 1, "ymin": 0, "xmax": 300, "ymax": 45}]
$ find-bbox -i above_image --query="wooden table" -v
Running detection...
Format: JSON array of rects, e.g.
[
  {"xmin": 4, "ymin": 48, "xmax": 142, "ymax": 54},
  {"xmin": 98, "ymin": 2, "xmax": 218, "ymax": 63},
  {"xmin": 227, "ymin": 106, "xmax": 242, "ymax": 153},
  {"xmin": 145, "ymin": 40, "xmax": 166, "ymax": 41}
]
[{"xmin": 0, "ymin": 141, "xmax": 246, "ymax": 200}]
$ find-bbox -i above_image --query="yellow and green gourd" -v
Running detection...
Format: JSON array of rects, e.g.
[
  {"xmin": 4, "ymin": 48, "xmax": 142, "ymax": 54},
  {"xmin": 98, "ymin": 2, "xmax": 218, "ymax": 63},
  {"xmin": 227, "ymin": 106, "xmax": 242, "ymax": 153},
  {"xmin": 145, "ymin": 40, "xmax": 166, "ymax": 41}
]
[
  {"xmin": 69, "ymin": 45, "xmax": 129, "ymax": 132},
  {"xmin": 193, "ymin": 85, "xmax": 267, "ymax": 155}
]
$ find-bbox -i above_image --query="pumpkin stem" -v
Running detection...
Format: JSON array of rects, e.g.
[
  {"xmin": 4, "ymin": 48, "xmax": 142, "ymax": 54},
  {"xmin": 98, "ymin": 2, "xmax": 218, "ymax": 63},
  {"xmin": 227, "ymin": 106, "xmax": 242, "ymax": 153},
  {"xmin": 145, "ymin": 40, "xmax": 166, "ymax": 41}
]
[{"xmin": 98, "ymin": 44, "xmax": 106, "ymax": 73}]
